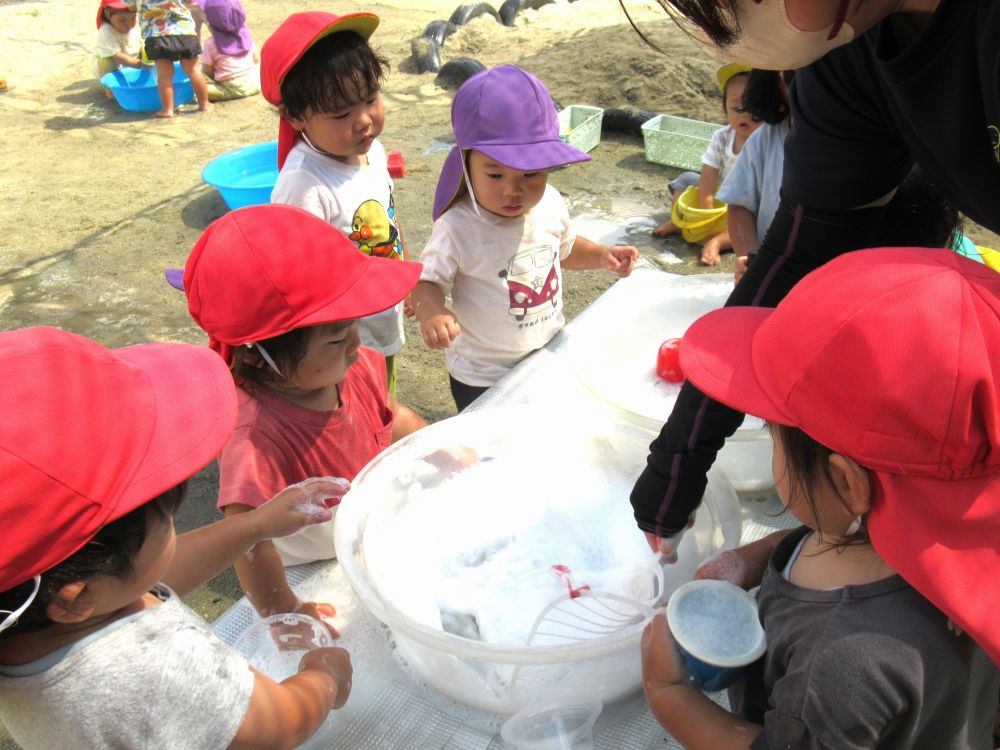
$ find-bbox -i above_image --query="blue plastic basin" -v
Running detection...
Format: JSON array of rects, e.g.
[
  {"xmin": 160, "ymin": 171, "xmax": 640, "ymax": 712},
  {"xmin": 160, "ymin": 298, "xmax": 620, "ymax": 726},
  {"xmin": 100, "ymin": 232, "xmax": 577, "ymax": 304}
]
[
  {"xmin": 201, "ymin": 141, "xmax": 279, "ymax": 210},
  {"xmin": 100, "ymin": 62, "xmax": 194, "ymax": 112}
]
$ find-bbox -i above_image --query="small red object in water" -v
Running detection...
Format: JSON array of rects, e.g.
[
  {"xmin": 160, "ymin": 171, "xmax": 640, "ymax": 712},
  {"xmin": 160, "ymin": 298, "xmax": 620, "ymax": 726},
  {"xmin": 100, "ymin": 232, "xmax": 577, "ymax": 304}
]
[
  {"xmin": 656, "ymin": 338, "xmax": 684, "ymax": 383},
  {"xmin": 387, "ymin": 150, "xmax": 406, "ymax": 178},
  {"xmin": 551, "ymin": 564, "xmax": 591, "ymax": 599}
]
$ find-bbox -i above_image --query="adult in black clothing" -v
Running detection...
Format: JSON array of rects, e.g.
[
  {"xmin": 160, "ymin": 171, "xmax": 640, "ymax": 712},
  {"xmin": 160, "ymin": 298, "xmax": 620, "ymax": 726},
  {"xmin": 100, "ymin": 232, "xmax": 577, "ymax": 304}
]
[{"xmin": 628, "ymin": 0, "xmax": 1000, "ymax": 554}]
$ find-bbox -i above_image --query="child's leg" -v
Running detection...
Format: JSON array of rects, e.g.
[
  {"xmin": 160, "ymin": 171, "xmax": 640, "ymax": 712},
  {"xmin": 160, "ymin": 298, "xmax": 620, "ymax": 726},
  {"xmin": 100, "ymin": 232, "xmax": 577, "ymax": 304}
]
[
  {"xmin": 153, "ymin": 58, "xmax": 176, "ymax": 118},
  {"xmin": 448, "ymin": 375, "xmax": 488, "ymax": 413},
  {"xmin": 180, "ymin": 57, "xmax": 211, "ymax": 111}
]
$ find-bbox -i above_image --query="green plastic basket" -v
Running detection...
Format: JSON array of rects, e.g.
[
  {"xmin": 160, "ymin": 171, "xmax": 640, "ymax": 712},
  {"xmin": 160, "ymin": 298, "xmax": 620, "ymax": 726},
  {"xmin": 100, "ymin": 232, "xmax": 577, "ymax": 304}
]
[
  {"xmin": 558, "ymin": 105, "xmax": 604, "ymax": 153},
  {"xmin": 641, "ymin": 114, "xmax": 719, "ymax": 171}
]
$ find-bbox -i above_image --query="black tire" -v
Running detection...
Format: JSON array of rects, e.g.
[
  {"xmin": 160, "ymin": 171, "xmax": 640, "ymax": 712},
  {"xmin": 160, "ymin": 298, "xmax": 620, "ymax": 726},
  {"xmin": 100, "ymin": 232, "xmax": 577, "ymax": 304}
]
[
  {"xmin": 422, "ymin": 19, "xmax": 458, "ymax": 47},
  {"xmin": 448, "ymin": 2, "xmax": 501, "ymax": 26},
  {"xmin": 498, "ymin": 0, "xmax": 524, "ymax": 26},
  {"xmin": 602, "ymin": 106, "xmax": 656, "ymax": 137},
  {"xmin": 411, "ymin": 35, "xmax": 442, "ymax": 74},
  {"xmin": 434, "ymin": 57, "xmax": 487, "ymax": 90}
]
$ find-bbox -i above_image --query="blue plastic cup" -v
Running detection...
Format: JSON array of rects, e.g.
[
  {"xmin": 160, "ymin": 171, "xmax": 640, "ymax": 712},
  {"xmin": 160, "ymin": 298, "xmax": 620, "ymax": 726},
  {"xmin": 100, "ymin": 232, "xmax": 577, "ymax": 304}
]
[{"xmin": 666, "ymin": 579, "xmax": 766, "ymax": 691}]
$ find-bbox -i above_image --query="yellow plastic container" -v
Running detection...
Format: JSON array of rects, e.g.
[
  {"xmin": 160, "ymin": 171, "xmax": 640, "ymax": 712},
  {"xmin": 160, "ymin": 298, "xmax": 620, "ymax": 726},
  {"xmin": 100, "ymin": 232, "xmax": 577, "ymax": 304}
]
[{"xmin": 670, "ymin": 186, "xmax": 728, "ymax": 244}]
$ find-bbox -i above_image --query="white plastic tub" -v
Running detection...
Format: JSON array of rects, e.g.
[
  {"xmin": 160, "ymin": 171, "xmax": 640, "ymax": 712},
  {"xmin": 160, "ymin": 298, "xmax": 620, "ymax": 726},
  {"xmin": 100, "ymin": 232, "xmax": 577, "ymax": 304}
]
[{"xmin": 334, "ymin": 406, "xmax": 740, "ymax": 714}]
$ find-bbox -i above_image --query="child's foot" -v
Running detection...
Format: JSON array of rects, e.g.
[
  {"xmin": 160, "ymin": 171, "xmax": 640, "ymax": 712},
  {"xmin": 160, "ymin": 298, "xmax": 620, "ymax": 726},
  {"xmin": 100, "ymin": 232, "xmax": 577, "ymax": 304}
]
[
  {"xmin": 198, "ymin": 102, "xmax": 213, "ymax": 112},
  {"xmin": 104, "ymin": 89, "xmax": 115, "ymax": 101},
  {"xmin": 154, "ymin": 109, "xmax": 174, "ymax": 119},
  {"xmin": 700, "ymin": 243, "xmax": 722, "ymax": 266},
  {"xmin": 652, "ymin": 220, "xmax": 677, "ymax": 238}
]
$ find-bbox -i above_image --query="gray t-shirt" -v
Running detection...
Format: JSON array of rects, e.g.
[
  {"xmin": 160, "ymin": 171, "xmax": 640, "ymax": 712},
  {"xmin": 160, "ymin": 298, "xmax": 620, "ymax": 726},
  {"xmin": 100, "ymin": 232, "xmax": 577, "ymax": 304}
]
[
  {"xmin": 735, "ymin": 527, "xmax": 999, "ymax": 749},
  {"xmin": 0, "ymin": 585, "xmax": 255, "ymax": 749}
]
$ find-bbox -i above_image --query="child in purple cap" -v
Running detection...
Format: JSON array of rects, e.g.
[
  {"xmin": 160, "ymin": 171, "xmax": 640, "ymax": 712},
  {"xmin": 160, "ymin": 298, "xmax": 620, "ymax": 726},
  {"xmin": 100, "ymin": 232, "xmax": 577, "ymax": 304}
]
[
  {"xmin": 200, "ymin": 0, "xmax": 259, "ymax": 101},
  {"xmin": 412, "ymin": 65, "xmax": 640, "ymax": 412}
]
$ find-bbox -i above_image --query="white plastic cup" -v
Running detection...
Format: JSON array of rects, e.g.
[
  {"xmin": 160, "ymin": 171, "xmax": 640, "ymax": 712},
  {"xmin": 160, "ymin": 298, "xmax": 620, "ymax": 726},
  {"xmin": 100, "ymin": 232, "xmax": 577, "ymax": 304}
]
[
  {"xmin": 500, "ymin": 698, "xmax": 602, "ymax": 750},
  {"xmin": 234, "ymin": 612, "xmax": 334, "ymax": 682}
]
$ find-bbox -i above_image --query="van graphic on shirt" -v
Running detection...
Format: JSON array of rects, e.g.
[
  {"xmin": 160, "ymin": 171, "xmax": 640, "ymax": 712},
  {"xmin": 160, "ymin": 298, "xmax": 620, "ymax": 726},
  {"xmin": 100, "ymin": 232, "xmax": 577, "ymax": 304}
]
[
  {"xmin": 499, "ymin": 244, "xmax": 559, "ymax": 321},
  {"xmin": 349, "ymin": 199, "xmax": 402, "ymax": 260}
]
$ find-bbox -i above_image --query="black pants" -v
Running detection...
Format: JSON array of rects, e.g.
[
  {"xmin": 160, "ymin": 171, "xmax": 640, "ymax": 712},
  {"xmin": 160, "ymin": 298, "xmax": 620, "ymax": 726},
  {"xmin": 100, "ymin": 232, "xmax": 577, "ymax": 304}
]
[
  {"xmin": 449, "ymin": 375, "xmax": 489, "ymax": 413},
  {"xmin": 630, "ymin": 195, "xmax": 894, "ymax": 535}
]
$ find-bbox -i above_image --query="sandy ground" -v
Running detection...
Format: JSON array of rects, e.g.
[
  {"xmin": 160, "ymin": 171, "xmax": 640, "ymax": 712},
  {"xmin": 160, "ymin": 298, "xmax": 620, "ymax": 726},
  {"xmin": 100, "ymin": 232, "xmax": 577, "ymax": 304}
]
[{"xmin": 2, "ymin": 0, "xmax": 998, "ymax": 746}]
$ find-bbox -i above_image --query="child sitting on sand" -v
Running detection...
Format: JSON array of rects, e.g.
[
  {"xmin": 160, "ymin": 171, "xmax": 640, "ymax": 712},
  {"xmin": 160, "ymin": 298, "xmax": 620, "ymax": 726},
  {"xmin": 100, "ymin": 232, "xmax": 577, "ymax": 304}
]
[
  {"xmin": 93, "ymin": 0, "xmax": 143, "ymax": 96},
  {"xmin": 413, "ymin": 65, "xmax": 639, "ymax": 412},
  {"xmin": 652, "ymin": 63, "xmax": 760, "ymax": 266},
  {"xmin": 126, "ymin": 0, "xmax": 210, "ymax": 117},
  {"xmin": 642, "ymin": 247, "xmax": 1000, "ymax": 748},
  {"xmin": 264, "ymin": 11, "xmax": 412, "ymax": 395},
  {"xmin": 200, "ymin": 0, "xmax": 259, "ymax": 101},
  {"xmin": 184, "ymin": 203, "xmax": 427, "ymax": 635},
  {"xmin": 0, "ymin": 327, "xmax": 353, "ymax": 749}
]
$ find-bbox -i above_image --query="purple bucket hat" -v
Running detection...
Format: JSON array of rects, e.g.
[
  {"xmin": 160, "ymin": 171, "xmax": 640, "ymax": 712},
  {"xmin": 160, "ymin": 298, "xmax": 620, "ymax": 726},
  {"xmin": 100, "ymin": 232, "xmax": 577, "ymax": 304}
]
[
  {"xmin": 432, "ymin": 65, "xmax": 590, "ymax": 220},
  {"xmin": 203, "ymin": 0, "xmax": 253, "ymax": 57}
]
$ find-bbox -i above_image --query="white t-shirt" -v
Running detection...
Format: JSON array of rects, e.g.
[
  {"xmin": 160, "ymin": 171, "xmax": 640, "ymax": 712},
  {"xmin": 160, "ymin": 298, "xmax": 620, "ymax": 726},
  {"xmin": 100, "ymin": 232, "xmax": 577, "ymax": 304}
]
[
  {"xmin": 92, "ymin": 22, "xmax": 141, "ymax": 77},
  {"xmin": 701, "ymin": 124, "xmax": 740, "ymax": 186},
  {"xmin": 717, "ymin": 120, "xmax": 790, "ymax": 247},
  {"xmin": 0, "ymin": 585, "xmax": 254, "ymax": 749},
  {"xmin": 419, "ymin": 185, "xmax": 576, "ymax": 387},
  {"xmin": 271, "ymin": 138, "xmax": 406, "ymax": 356}
]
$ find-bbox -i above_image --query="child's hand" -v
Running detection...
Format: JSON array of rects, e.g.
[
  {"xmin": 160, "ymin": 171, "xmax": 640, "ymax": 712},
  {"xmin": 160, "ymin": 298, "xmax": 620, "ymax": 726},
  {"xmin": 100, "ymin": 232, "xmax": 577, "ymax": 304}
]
[
  {"xmin": 603, "ymin": 245, "xmax": 640, "ymax": 277},
  {"xmin": 403, "ymin": 294, "xmax": 415, "ymax": 318},
  {"xmin": 641, "ymin": 612, "xmax": 687, "ymax": 693},
  {"xmin": 253, "ymin": 476, "xmax": 351, "ymax": 540},
  {"xmin": 419, "ymin": 311, "xmax": 461, "ymax": 350},
  {"xmin": 694, "ymin": 549, "xmax": 751, "ymax": 588},
  {"xmin": 294, "ymin": 600, "xmax": 340, "ymax": 639},
  {"xmin": 298, "ymin": 647, "xmax": 353, "ymax": 709}
]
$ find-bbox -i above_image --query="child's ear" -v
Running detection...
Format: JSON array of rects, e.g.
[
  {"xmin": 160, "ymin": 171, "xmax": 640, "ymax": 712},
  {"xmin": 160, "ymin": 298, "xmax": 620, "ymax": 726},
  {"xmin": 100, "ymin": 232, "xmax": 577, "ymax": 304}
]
[
  {"xmin": 827, "ymin": 453, "xmax": 872, "ymax": 517},
  {"xmin": 280, "ymin": 107, "xmax": 306, "ymax": 133},
  {"xmin": 46, "ymin": 581, "xmax": 96, "ymax": 624}
]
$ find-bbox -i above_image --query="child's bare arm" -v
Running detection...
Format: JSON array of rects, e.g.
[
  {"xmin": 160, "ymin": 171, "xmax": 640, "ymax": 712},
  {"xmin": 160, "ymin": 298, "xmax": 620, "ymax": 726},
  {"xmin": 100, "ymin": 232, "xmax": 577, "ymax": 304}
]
[
  {"xmin": 111, "ymin": 51, "xmax": 144, "ymax": 68},
  {"xmin": 412, "ymin": 280, "xmax": 461, "ymax": 349},
  {"xmin": 387, "ymin": 395, "xmax": 427, "ymax": 442},
  {"xmin": 230, "ymin": 648, "xmax": 352, "ymax": 750},
  {"xmin": 695, "ymin": 529, "xmax": 791, "ymax": 589},
  {"xmin": 642, "ymin": 614, "xmax": 761, "ymax": 750},
  {"xmin": 165, "ymin": 479, "xmax": 346, "ymax": 595},
  {"xmin": 727, "ymin": 205, "xmax": 759, "ymax": 259},
  {"xmin": 562, "ymin": 236, "xmax": 639, "ymax": 277},
  {"xmin": 698, "ymin": 165, "xmax": 721, "ymax": 208}
]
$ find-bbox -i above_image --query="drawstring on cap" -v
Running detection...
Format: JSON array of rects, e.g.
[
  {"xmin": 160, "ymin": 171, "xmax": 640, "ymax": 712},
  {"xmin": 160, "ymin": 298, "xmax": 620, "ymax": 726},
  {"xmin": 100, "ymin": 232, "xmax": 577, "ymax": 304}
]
[
  {"xmin": 246, "ymin": 342, "xmax": 284, "ymax": 378},
  {"xmin": 0, "ymin": 576, "xmax": 41, "ymax": 634}
]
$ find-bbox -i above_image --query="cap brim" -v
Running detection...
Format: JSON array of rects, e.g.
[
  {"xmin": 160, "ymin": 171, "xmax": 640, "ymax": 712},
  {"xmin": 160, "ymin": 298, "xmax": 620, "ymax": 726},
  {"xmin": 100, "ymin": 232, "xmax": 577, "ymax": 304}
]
[
  {"xmin": 477, "ymin": 139, "xmax": 591, "ymax": 173},
  {"xmin": 114, "ymin": 343, "xmax": 237, "ymax": 510},
  {"xmin": 296, "ymin": 257, "xmax": 423, "ymax": 330},
  {"xmin": 679, "ymin": 305, "xmax": 798, "ymax": 425},
  {"xmin": 869, "ymin": 471, "xmax": 1000, "ymax": 665}
]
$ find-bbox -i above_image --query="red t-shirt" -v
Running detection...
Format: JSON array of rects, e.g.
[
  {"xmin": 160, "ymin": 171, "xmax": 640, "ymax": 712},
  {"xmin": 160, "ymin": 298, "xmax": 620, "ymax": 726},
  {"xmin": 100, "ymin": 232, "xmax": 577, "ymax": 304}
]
[{"xmin": 218, "ymin": 347, "xmax": 392, "ymax": 510}]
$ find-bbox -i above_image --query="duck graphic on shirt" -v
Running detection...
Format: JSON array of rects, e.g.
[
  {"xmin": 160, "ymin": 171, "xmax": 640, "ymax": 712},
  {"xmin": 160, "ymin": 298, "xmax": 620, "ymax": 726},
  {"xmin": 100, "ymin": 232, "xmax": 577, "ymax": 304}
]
[
  {"xmin": 349, "ymin": 199, "xmax": 402, "ymax": 260},
  {"xmin": 498, "ymin": 244, "xmax": 560, "ymax": 321}
]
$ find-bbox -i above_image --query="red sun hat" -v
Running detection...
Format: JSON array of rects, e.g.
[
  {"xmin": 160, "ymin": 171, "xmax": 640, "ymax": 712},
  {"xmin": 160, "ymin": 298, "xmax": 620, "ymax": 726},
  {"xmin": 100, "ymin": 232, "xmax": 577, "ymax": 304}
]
[
  {"xmin": 260, "ymin": 11, "xmax": 380, "ymax": 169},
  {"xmin": 184, "ymin": 204, "xmax": 422, "ymax": 364},
  {"xmin": 679, "ymin": 246, "xmax": 1000, "ymax": 664},
  {"xmin": 96, "ymin": 0, "xmax": 129, "ymax": 28},
  {"xmin": 0, "ymin": 327, "xmax": 237, "ymax": 593}
]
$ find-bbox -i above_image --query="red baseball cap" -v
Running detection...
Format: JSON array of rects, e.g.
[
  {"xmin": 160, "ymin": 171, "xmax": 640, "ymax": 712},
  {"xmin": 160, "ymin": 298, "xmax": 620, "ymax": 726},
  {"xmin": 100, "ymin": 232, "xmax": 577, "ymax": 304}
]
[
  {"xmin": 96, "ymin": 0, "xmax": 130, "ymax": 28},
  {"xmin": 184, "ymin": 204, "xmax": 422, "ymax": 363},
  {"xmin": 0, "ymin": 327, "xmax": 237, "ymax": 593},
  {"xmin": 260, "ymin": 11, "xmax": 380, "ymax": 169},
  {"xmin": 679, "ymin": 247, "xmax": 1000, "ymax": 663}
]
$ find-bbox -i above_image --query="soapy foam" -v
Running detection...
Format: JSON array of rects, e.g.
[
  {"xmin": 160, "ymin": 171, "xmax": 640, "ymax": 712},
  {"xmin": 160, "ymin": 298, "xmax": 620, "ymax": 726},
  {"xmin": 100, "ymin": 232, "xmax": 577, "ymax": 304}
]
[{"xmin": 670, "ymin": 585, "xmax": 761, "ymax": 664}]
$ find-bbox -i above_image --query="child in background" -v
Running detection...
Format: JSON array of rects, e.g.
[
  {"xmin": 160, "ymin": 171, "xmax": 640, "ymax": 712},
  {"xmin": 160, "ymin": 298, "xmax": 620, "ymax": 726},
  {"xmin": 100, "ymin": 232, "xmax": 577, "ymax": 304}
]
[
  {"xmin": 0, "ymin": 327, "xmax": 353, "ymax": 749},
  {"xmin": 652, "ymin": 63, "xmax": 759, "ymax": 266},
  {"xmin": 200, "ymin": 0, "xmax": 259, "ymax": 101},
  {"xmin": 184, "ymin": 204, "xmax": 427, "ymax": 634},
  {"xmin": 413, "ymin": 65, "xmax": 639, "ymax": 412},
  {"xmin": 641, "ymin": 248, "xmax": 1000, "ymax": 748},
  {"xmin": 263, "ymin": 11, "xmax": 411, "ymax": 395},
  {"xmin": 126, "ymin": 0, "xmax": 210, "ymax": 117},
  {"xmin": 93, "ymin": 0, "xmax": 143, "ymax": 96}
]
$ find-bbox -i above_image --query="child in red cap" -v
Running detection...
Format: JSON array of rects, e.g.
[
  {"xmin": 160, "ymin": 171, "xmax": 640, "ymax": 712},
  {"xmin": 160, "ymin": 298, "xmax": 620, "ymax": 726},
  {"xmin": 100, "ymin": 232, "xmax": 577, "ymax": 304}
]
[
  {"xmin": 641, "ymin": 248, "xmax": 1000, "ymax": 748},
  {"xmin": 93, "ymin": 0, "xmax": 143, "ymax": 96},
  {"xmin": 412, "ymin": 65, "xmax": 640, "ymax": 412},
  {"xmin": 262, "ymin": 11, "xmax": 412, "ymax": 396},
  {"xmin": 0, "ymin": 327, "xmax": 353, "ymax": 749},
  {"xmin": 184, "ymin": 203, "xmax": 427, "ymax": 634}
]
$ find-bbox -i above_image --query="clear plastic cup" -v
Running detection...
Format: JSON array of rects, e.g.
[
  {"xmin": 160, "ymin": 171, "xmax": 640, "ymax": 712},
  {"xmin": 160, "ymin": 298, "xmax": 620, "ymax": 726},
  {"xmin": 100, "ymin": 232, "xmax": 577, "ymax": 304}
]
[
  {"xmin": 500, "ymin": 698, "xmax": 602, "ymax": 750},
  {"xmin": 234, "ymin": 613, "xmax": 334, "ymax": 682}
]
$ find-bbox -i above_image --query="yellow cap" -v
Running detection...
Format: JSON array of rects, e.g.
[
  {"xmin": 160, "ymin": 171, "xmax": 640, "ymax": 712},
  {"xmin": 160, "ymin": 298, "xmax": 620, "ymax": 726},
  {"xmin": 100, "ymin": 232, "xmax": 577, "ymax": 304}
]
[{"xmin": 716, "ymin": 63, "xmax": 752, "ymax": 93}]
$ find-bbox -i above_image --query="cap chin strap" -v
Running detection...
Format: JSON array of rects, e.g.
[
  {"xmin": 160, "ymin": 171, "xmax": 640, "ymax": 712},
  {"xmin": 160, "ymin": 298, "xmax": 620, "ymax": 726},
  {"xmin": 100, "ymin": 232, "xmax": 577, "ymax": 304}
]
[
  {"xmin": 245, "ymin": 342, "xmax": 284, "ymax": 378},
  {"xmin": 0, "ymin": 576, "xmax": 41, "ymax": 634},
  {"xmin": 459, "ymin": 150, "xmax": 490, "ymax": 225}
]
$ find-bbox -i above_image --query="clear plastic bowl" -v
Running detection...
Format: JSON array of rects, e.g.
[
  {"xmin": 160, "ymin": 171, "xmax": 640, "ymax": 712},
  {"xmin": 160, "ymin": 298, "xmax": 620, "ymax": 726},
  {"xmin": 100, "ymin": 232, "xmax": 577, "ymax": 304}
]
[
  {"xmin": 501, "ymin": 697, "xmax": 602, "ymax": 749},
  {"xmin": 334, "ymin": 405, "xmax": 741, "ymax": 714},
  {"xmin": 234, "ymin": 612, "xmax": 334, "ymax": 682}
]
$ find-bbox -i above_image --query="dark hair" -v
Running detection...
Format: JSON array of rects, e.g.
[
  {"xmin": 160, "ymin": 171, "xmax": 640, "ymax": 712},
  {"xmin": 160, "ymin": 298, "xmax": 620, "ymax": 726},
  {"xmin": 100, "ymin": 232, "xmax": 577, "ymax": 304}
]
[
  {"xmin": 771, "ymin": 424, "xmax": 868, "ymax": 546},
  {"xmin": 280, "ymin": 31, "xmax": 389, "ymax": 119},
  {"xmin": 0, "ymin": 483, "xmax": 187, "ymax": 636},
  {"xmin": 874, "ymin": 166, "xmax": 962, "ymax": 249},
  {"xmin": 230, "ymin": 327, "xmax": 313, "ymax": 387},
  {"xmin": 618, "ymin": 0, "xmax": 742, "ymax": 51},
  {"xmin": 741, "ymin": 69, "xmax": 788, "ymax": 124}
]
